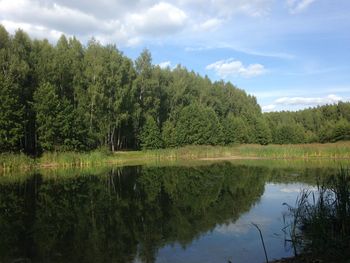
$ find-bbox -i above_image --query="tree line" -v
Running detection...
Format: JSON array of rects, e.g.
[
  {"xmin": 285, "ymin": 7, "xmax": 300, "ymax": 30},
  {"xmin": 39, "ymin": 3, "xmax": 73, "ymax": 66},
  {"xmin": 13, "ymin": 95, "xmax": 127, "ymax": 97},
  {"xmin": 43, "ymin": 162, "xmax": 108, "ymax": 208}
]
[
  {"xmin": 0, "ymin": 25, "xmax": 349, "ymax": 153},
  {"xmin": 265, "ymin": 102, "xmax": 350, "ymax": 144}
]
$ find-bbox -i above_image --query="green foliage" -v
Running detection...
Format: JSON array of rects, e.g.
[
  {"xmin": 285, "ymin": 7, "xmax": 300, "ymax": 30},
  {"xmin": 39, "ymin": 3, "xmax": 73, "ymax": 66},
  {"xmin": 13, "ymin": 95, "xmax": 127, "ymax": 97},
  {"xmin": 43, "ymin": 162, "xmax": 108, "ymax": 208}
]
[
  {"xmin": 275, "ymin": 123, "xmax": 306, "ymax": 144},
  {"xmin": 1, "ymin": 25, "xmax": 350, "ymax": 155},
  {"xmin": 161, "ymin": 120, "xmax": 176, "ymax": 148},
  {"xmin": 266, "ymin": 103, "xmax": 350, "ymax": 144},
  {"xmin": 33, "ymin": 82, "xmax": 61, "ymax": 151},
  {"xmin": 318, "ymin": 118, "xmax": 350, "ymax": 143},
  {"xmin": 0, "ymin": 26, "xmax": 26, "ymax": 152},
  {"xmin": 333, "ymin": 118, "xmax": 350, "ymax": 141},
  {"xmin": 254, "ymin": 118, "xmax": 272, "ymax": 145},
  {"xmin": 174, "ymin": 104, "xmax": 224, "ymax": 146},
  {"xmin": 0, "ymin": 79, "xmax": 24, "ymax": 151},
  {"xmin": 318, "ymin": 121, "xmax": 335, "ymax": 143},
  {"xmin": 222, "ymin": 114, "xmax": 249, "ymax": 144},
  {"xmin": 140, "ymin": 115, "xmax": 163, "ymax": 150}
]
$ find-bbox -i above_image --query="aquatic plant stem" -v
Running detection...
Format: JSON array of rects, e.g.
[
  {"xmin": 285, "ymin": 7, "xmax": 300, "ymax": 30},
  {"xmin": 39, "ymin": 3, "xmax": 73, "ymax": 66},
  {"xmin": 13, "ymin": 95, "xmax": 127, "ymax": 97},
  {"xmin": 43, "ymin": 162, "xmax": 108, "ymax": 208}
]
[{"xmin": 252, "ymin": 222, "xmax": 269, "ymax": 263}]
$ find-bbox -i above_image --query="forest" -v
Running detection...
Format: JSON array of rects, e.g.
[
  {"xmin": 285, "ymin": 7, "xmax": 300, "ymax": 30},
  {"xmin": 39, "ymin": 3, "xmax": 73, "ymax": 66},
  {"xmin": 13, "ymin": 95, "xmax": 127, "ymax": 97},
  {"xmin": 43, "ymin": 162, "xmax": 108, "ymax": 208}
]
[{"xmin": 1, "ymin": 25, "xmax": 350, "ymax": 154}]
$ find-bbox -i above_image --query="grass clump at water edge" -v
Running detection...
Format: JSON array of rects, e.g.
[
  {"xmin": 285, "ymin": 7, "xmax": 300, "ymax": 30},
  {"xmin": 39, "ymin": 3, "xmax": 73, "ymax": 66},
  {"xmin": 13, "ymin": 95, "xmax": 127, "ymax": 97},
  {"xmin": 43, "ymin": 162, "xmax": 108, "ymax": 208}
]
[
  {"xmin": 237, "ymin": 142, "xmax": 350, "ymax": 159},
  {"xmin": 0, "ymin": 153, "xmax": 35, "ymax": 171},
  {"xmin": 283, "ymin": 167, "xmax": 350, "ymax": 262}
]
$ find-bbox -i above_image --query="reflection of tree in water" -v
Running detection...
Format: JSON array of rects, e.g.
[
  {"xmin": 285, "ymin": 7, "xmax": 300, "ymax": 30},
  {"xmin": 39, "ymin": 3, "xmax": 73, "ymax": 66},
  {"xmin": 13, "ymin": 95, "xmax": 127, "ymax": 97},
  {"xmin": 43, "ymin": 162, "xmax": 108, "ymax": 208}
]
[{"xmin": 0, "ymin": 163, "xmax": 267, "ymax": 263}]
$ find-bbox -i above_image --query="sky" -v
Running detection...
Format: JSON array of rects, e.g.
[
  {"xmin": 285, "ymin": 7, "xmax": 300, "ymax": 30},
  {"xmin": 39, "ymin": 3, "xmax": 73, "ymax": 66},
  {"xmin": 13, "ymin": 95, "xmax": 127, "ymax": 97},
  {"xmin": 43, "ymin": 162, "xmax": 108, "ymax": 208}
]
[{"xmin": 1, "ymin": 0, "xmax": 349, "ymax": 112}]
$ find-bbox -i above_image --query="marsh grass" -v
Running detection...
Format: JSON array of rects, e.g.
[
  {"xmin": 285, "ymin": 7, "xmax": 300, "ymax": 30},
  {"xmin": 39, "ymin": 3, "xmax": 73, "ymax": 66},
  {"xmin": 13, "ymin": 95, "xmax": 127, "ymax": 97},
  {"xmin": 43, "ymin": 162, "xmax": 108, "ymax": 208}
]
[
  {"xmin": 0, "ymin": 153, "xmax": 35, "ymax": 171},
  {"xmin": 39, "ymin": 150, "xmax": 113, "ymax": 167},
  {"xmin": 115, "ymin": 142, "xmax": 350, "ymax": 160},
  {"xmin": 236, "ymin": 142, "xmax": 350, "ymax": 159},
  {"xmin": 1, "ymin": 142, "xmax": 350, "ymax": 173},
  {"xmin": 283, "ymin": 168, "xmax": 350, "ymax": 261}
]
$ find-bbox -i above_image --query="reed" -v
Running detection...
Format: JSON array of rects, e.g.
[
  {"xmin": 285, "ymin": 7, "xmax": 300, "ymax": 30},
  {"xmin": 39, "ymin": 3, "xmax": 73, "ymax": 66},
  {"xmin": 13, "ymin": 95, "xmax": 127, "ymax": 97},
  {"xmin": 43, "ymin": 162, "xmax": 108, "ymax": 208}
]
[
  {"xmin": 38, "ymin": 150, "xmax": 113, "ymax": 167},
  {"xmin": 0, "ymin": 153, "xmax": 35, "ymax": 171},
  {"xmin": 283, "ymin": 168, "xmax": 350, "ymax": 261},
  {"xmin": 1, "ymin": 142, "xmax": 349, "ymax": 173},
  {"xmin": 236, "ymin": 142, "xmax": 350, "ymax": 159},
  {"xmin": 120, "ymin": 142, "xmax": 350, "ymax": 160}
]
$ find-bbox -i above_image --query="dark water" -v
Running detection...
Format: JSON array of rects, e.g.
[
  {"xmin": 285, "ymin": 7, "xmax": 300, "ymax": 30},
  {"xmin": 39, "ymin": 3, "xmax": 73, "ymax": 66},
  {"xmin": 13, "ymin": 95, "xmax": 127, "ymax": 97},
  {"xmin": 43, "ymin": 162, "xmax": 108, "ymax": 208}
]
[{"xmin": 0, "ymin": 162, "xmax": 339, "ymax": 263}]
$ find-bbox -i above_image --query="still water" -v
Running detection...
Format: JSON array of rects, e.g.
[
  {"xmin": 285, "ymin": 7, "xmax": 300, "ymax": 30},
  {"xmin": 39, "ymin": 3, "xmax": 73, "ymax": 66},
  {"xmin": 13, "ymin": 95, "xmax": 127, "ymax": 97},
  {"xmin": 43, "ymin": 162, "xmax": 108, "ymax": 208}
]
[{"xmin": 0, "ymin": 162, "xmax": 340, "ymax": 263}]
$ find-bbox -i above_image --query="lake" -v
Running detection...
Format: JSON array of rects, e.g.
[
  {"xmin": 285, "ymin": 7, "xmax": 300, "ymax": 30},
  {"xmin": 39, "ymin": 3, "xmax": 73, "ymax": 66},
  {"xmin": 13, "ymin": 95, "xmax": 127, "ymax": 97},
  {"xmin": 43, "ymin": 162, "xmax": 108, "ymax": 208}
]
[{"xmin": 0, "ymin": 161, "xmax": 343, "ymax": 263}]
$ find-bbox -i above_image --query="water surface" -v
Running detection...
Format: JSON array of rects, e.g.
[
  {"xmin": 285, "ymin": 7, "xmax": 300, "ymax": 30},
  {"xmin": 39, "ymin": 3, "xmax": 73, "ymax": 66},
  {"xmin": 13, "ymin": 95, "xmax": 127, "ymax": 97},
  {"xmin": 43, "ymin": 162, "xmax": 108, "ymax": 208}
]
[{"xmin": 0, "ymin": 162, "xmax": 341, "ymax": 263}]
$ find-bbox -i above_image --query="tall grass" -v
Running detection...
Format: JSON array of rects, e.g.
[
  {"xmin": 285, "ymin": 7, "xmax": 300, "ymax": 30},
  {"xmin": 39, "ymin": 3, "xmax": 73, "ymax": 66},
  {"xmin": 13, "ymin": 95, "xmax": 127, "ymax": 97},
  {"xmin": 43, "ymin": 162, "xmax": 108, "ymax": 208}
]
[
  {"xmin": 236, "ymin": 142, "xmax": 350, "ymax": 159},
  {"xmin": 283, "ymin": 168, "xmax": 350, "ymax": 261},
  {"xmin": 114, "ymin": 142, "xmax": 350, "ymax": 160},
  {"xmin": 39, "ymin": 150, "xmax": 113, "ymax": 167},
  {"xmin": 1, "ymin": 142, "xmax": 350, "ymax": 173},
  {"xmin": 0, "ymin": 153, "xmax": 35, "ymax": 171}
]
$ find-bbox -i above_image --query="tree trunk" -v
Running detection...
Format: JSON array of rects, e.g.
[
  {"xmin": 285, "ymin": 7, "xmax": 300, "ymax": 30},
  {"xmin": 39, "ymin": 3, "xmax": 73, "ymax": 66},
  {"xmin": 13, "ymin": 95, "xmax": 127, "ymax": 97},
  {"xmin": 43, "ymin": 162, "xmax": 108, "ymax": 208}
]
[
  {"xmin": 110, "ymin": 126, "xmax": 115, "ymax": 152},
  {"xmin": 89, "ymin": 100, "xmax": 94, "ymax": 132},
  {"xmin": 117, "ymin": 128, "xmax": 121, "ymax": 150}
]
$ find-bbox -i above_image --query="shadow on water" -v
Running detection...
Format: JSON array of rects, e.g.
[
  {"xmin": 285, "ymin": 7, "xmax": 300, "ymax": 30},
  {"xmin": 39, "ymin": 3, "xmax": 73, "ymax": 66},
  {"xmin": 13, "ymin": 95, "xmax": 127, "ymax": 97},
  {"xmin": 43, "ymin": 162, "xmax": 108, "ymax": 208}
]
[{"xmin": 0, "ymin": 162, "xmax": 343, "ymax": 263}]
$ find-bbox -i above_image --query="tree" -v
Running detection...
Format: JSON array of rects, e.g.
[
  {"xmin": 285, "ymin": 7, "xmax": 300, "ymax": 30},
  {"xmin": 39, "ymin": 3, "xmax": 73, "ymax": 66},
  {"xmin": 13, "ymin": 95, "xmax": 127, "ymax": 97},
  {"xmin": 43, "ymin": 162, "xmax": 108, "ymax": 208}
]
[
  {"xmin": 3, "ymin": 26, "xmax": 350, "ymax": 154},
  {"xmin": 134, "ymin": 49, "xmax": 162, "ymax": 120},
  {"xmin": 338, "ymin": 102, "xmax": 350, "ymax": 121},
  {"xmin": 33, "ymin": 82, "xmax": 61, "ymax": 151},
  {"xmin": 0, "ymin": 26, "xmax": 25, "ymax": 151},
  {"xmin": 254, "ymin": 118, "xmax": 272, "ymax": 145},
  {"xmin": 140, "ymin": 115, "xmax": 163, "ymax": 150},
  {"xmin": 9, "ymin": 29, "xmax": 35, "ymax": 153},
  {"xmin": 318, "ymin": 121, "xmax": 335, "ymax": 143},
  {"xmin": 83, "ymin": 39, "xmax": 110, "ymax": 147},
  {"xmin": 333, "ymin": 119, "xmax": 350, "ymax": 141},
  {"xmin": 223, "ymin": 115, "xmax": 250, "ymax": 144},
  {"xmin": 0, "ymin": 80, "xmax": 24, "ymax": 151},
  {"xmin": 161, "ymin": 120, "xmax": 176, "ymax": 148},
  {"xmin": 275, "ymin": 123, "xmax": 305, "ymax": 144},
  {"xmin": 174, "ymin": 104, "xmax": 224, "ymax": 146}
]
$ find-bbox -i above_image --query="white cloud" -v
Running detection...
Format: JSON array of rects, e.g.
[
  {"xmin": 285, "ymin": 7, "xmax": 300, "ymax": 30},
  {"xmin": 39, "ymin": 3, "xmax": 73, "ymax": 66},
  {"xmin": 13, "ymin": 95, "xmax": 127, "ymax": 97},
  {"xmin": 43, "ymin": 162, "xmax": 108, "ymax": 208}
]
[
  {"xmin": 178, "ymin": 0, "xmax": 273, "ymax": 17},
  {"xmin": 206, "ymin": 58, "xmax": 266, "ymax": 78},
  {"xmin": 274, "ymin": 94, "xmax": 343, "ymax": 106},
  {"xmin": 0, "ymin": 0, "xmax": 323, "ymax": 49},
  {"xmin": 262, "ymin": 104, "xmax": 277, "ymax": 112},
  {"xmin": 326, "ymin": 86, "xmax": 350, "ymax": 94},
  {"xmin": 0, "ymin": 0, "xmax": 132, "ymax": 44},
  {"xmin": 287, "ymin": 0, "xmax": 316, "ymax": 14},
  {"xmin": 128, "ymin": 2, "xmax": 187, "ymax": 36},
  {"xmin": 158, "ymin": 61, "xmax": 171, "ymax": 68},
  {"xmin": 47, "ymin": 0, "xmax": 145, "ymax": 20},
  {"xmin": 194, "ymin": 18, "xmax": 222, "ymax": 31},
  {"xmin": 1, "ymin": 20, "xmax": 64, "ymax": 41},
  {"xmin": 0, "ymin": 0, "xmax": 106, "ymax": 34},
  {"xmin": 0, "ymin": 0, "xmax": 188, "ymax": 45},
  {"xmin": 186, "ymin": 44, "xmax": 295, "ymax": 60},
  {"xmin": 226, "ymin": 0, "xmax": 273, "ymax": 17},
  {"xmin": 262, "ymin": 94, "xmax": 346, "ymax": 112}
]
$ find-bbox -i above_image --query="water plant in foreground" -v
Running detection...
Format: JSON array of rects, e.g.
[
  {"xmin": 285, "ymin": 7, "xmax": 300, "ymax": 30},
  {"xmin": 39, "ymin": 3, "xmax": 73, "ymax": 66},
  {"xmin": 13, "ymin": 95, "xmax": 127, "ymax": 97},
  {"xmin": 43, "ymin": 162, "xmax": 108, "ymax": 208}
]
[{"xmin": 283, "ymin": 168, "xmax": 350, "ymax": 262}]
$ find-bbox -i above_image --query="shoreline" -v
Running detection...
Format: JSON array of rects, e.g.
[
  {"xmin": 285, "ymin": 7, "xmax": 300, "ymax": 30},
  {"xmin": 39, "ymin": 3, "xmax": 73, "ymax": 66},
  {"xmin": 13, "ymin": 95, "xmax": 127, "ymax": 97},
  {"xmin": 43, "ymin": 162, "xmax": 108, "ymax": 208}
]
[
  {"xmin": 199, "ymin": 155, "xmax": 350, "ymax": 161},
  {"xmin": 1, "ymin": 142, "xmax": 350, "ymax": 173}
]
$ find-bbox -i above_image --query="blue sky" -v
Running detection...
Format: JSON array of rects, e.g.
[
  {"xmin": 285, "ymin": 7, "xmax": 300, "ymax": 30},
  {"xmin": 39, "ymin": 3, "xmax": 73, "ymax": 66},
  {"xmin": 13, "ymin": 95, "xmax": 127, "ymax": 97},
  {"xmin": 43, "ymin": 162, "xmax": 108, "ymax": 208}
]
[{"xmin": 1, "ymin": 0, "xmax": 349, "ymax": 111}]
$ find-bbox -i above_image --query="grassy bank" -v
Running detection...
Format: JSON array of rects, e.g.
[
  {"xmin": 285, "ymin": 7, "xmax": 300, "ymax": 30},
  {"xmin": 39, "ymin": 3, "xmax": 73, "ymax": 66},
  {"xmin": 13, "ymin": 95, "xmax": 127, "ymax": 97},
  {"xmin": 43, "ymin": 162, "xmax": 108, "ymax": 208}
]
[
  {"xmin": 1, "ymin": 142, "xmax": 350, "ymax": 173},
  {"xmin": 113, "ymin": 141, "xmax": 350, "ymax": 160},
  {"xmin": 235, "ymin": 142, "xmax": 350, "ymax": 159}
]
